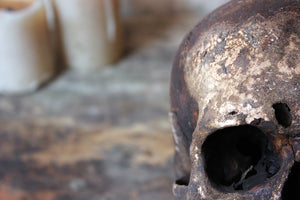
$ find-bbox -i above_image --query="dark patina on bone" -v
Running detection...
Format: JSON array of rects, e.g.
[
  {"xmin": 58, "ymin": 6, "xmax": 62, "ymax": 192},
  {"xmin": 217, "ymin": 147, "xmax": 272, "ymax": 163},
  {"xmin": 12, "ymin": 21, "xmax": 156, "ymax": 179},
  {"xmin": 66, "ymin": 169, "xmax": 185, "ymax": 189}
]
[{"xmin": 170, "ymin": 0, "xmax": 300, "ymax": 199}]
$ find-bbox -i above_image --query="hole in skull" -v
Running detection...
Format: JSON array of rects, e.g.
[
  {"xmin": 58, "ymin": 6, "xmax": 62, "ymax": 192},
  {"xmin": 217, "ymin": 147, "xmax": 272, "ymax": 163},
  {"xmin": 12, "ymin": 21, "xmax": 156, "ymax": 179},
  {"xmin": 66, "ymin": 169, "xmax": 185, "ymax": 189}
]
[
  {"xmin": 228, "ymin": 111, "xmax": 238, "ymax": 115},
  {"xmin": 202, "ymin": 125, "xmax": 281, "ymax": 192},
  {"xmin": 282, "ymin": 162, "xmax": 300, "ymax": 200},
  {"xmin": 176, "ymin": 178, "xmax": 189, "ymax": 186},
  {"xmin": 272, "ymin": 103, "xmax": 292, "ymax": 128}
]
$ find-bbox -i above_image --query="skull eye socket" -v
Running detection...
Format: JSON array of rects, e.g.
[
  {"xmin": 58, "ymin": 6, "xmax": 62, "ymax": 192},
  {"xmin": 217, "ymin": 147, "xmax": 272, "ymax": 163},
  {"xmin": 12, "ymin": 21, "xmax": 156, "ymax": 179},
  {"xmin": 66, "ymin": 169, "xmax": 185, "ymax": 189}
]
[{"xmin": 202, "ymin": 125, "xmax": 281, "ymax": 192}]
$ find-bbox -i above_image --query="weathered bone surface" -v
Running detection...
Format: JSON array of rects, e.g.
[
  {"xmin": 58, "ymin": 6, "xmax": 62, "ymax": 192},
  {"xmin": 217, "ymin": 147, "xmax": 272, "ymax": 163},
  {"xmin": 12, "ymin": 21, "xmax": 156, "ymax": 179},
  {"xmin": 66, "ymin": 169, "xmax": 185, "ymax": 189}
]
[{"xmin": 170, "ymin": 0, "xmax": 300, "ymax": 199}]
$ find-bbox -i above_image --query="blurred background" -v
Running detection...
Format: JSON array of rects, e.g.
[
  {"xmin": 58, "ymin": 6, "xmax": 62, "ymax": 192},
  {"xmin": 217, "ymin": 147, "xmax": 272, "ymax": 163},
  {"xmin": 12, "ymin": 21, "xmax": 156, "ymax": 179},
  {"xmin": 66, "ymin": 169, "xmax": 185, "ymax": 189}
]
[{"xmin": 0, "ymin": 0, "xmax": 229, "ymax": 199}]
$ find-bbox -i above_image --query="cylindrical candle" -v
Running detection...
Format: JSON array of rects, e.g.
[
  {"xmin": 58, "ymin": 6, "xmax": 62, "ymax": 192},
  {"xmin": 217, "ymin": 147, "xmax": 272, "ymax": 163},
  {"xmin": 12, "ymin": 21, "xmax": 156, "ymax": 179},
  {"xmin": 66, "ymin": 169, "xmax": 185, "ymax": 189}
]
[
  {"xmin": 0, "ymin": 0, "xmax": 55, "ymax": 94},
  {"xmin": 52, "ymin": 0, "xmax": 123, "ymax": 70}
]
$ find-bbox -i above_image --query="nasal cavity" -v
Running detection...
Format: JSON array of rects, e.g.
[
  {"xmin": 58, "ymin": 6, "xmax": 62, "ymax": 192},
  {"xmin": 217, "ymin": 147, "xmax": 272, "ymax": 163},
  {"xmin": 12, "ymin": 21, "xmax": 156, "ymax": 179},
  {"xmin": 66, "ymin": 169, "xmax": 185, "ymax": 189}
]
[
  {"xmin": 272, "ymin": 103, "xmax": 292, "ymax": 128},
  {"xmin": 202, "ymin": 125, "xmax": 281, "ymax": 192},
  {"xmin": 281, "ymin": 161, "xmax": 300, "ymax": 200}
]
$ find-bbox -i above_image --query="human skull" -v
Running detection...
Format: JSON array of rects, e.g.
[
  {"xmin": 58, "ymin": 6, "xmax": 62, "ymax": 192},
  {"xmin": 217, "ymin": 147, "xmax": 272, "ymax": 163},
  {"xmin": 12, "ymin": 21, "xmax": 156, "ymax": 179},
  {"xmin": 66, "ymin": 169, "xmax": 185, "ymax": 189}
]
[{"xmin": 170, "ymin": 0, "xmax": 300, "ymax": 199}]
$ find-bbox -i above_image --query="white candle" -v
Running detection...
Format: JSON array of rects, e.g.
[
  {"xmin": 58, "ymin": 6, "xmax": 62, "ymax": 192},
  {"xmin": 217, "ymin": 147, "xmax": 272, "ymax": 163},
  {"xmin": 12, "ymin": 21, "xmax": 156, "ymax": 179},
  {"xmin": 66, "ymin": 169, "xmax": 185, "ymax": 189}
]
[
  {"xmin": 52, "ymin": 0, "xmax": 123, "ymax": 70},
  {"xmin": 0, "ymin": 0, "xmax": 55, "ymax": 94}
]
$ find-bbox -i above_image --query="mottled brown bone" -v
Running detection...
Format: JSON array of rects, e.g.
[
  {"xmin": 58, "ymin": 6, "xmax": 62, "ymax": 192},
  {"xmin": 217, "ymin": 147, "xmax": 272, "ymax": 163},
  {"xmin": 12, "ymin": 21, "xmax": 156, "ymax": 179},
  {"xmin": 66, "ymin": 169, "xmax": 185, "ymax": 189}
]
[{"xmin": 170, "ymin": 0, "xmax": 300, "ymax": 199}]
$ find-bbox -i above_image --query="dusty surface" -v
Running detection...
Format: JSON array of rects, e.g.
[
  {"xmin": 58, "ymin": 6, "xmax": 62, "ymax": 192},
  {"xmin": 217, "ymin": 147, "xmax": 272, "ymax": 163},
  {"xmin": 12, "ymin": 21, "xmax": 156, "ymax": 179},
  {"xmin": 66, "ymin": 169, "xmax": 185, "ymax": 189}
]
[{"xmin": 0, "ymin": 12, "xmax": 202, "ymax": 200}]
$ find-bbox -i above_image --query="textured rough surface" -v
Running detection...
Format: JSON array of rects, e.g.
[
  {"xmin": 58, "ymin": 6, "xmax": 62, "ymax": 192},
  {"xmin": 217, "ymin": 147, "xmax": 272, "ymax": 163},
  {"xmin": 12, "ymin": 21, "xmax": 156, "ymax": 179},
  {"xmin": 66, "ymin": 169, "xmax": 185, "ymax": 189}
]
[
  {"xmin": 171, "ymin": 0, "xmax": 300, "ymax": 199},
  {"xmin": 0, "ymin": 13, "xmax": 202, "ymax": 200}
]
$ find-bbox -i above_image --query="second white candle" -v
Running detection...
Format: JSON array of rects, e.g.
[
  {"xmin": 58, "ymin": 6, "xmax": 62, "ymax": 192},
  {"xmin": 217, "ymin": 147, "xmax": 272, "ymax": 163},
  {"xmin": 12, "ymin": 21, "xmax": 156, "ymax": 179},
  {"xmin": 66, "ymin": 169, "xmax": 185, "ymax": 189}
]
[{"xmin": 52, "ymin": 0, "xmax": 123, "ymax": 71}]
